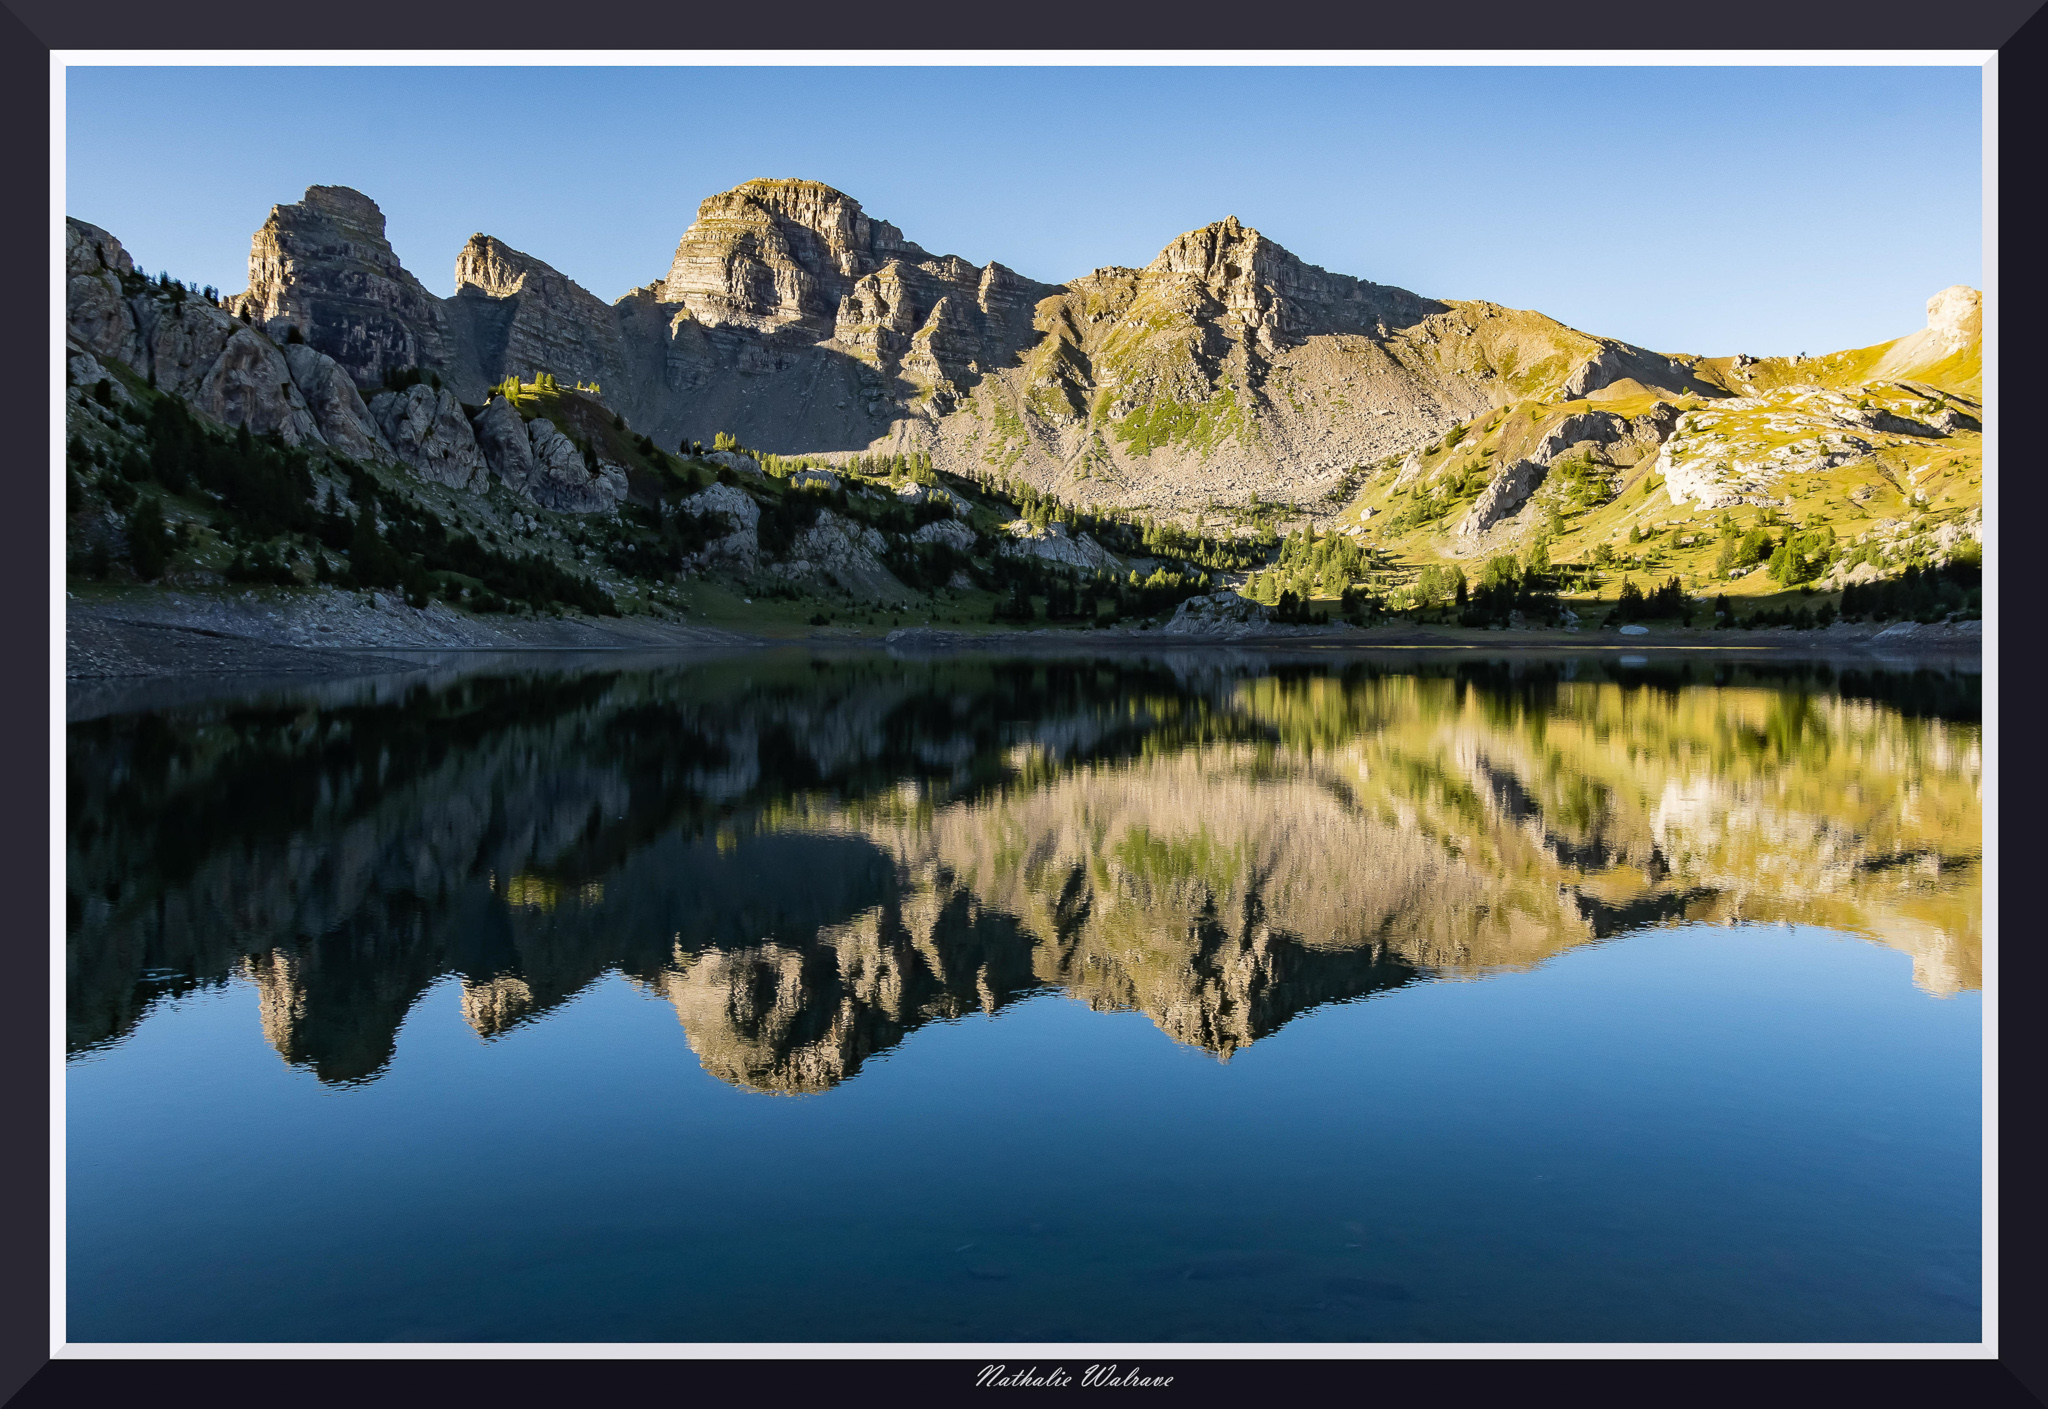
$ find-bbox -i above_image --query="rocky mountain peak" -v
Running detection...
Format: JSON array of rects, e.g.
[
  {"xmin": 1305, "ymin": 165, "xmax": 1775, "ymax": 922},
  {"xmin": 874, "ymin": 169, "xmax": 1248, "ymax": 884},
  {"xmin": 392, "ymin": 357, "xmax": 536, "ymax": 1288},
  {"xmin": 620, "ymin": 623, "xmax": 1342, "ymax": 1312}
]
[
  {"xmin": 455, "ymin": 233, "xmax": 574, "ymax": 302},
  {"xmin": 658, "ymin": 177, "xmax": 925, "ymax": 334},
  {"xmin": 1140, "ymin": 215, "xmax": 1429, "ymax": 349},
  {"xmin": 298, "ymin": 184, "xmax": 389, "ymax": 239},
  {"xmin": 231, "ymin": 184, "xmax": 452, "ymax": 389}
]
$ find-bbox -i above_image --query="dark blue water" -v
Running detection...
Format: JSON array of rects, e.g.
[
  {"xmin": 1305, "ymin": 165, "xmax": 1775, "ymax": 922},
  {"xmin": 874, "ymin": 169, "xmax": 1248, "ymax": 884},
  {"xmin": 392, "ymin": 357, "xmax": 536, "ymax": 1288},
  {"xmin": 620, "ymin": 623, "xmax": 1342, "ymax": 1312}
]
[{"xmin": 65, "ymin": 651, "xmax": 1982, "ymax": 1343}]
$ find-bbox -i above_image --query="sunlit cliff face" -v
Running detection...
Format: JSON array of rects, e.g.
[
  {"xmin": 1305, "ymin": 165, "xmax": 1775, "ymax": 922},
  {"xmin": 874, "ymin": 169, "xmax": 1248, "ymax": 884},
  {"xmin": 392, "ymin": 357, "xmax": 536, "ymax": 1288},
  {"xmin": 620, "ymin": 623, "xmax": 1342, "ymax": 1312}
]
[{"xmin": 69, "ymin": 657, "xmax": 1979, "ymax": 1093}]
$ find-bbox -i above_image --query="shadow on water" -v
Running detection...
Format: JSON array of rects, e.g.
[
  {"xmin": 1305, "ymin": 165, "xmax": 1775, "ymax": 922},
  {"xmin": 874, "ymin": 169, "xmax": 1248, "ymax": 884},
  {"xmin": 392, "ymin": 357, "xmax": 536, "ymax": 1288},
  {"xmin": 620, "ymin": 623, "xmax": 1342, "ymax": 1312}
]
[{"xmin": 67, "ymin": 650, "xmax": 1981, "ymax": 1091}]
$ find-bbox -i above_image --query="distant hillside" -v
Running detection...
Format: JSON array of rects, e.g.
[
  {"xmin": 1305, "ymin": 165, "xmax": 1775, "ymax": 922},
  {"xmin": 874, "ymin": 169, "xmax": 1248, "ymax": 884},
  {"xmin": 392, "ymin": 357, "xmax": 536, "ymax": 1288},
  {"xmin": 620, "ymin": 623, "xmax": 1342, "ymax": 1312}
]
[{"xmin": 1320, "ymin": 284, "xmax": 1981, "ymax": 614}]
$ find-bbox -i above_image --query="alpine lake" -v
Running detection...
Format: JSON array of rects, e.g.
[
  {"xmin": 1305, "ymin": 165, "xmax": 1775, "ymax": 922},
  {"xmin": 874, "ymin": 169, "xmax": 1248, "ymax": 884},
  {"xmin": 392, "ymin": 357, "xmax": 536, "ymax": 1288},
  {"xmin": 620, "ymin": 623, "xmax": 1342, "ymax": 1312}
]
[{"xmin": 65, "ymin": 646, "xmax": 1983, "ymax": 1345}]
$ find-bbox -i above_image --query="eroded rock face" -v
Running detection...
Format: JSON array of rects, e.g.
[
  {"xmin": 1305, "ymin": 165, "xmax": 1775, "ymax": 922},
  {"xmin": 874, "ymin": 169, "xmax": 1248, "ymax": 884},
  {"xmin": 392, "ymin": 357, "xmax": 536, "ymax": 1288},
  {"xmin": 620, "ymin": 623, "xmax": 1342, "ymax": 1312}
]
[
  {"xmin": 131, "ymin": 296, "xmax": 323, "ymax": 445},
  {"xmin": 661, "ymin": 178, "xmax": 923, "ymax": 336},
  {"xmin": 284, "ymin": 344, "xmax": 389, "ymax": 461},
  {"xmin": 1144, "ymin": 214, "xmax": 1438, "ymax": 351},
  {"xmin": 1456, "ymin": 458, "xmax": 1546, "ymax": 539},
  {"xmin": 524, "ymin": 417, "xmax": 625, "ymax": 513},
  {"xmin": 232, "ymin": 186, "xmax": 458, "ymax": 393},
  {"xmin": 368, "ymin": 384, "xmax": 488, "ymax": 490}
]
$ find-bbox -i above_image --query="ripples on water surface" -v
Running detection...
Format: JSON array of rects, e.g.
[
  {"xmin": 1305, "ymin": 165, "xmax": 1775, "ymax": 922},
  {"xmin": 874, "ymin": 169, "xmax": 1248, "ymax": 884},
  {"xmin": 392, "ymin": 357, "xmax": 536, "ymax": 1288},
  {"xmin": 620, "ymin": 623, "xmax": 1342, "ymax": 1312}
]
[{"xmin": 66, "ymin": 650, "xmax": 1982, "ymax": 1343}]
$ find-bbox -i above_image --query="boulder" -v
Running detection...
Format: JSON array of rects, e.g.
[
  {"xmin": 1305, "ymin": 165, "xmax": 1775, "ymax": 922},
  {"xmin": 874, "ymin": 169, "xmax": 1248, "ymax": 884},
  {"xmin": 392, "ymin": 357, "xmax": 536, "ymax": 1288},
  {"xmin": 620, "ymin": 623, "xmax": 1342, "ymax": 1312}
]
[
  {"xmin": 368, "ymin": 384, "xmax": 488, "ymax": 490},
  {"xmin": 66, "ymin": 349, "xmax": 129, "ymax": 406},
  {"xmin": 788, "ymin": 467, "xmax": 841, "ymax": 492},
  {"xmin": 284, "ymin": 343, "xmax": 389, "ymax": 461},
  {"xmin": 706, "ymin": 450, "xmax": 763, "ymax": 479}
]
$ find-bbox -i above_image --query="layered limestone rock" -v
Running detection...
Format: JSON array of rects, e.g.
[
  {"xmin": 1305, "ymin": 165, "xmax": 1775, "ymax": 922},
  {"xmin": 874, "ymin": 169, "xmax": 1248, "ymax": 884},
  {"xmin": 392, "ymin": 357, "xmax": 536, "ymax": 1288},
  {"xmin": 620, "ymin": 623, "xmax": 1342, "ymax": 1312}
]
[
  {"xmin": 661, "ymin": 178, "xmax": 925, "ymax": 336},
  {"xmin": 368, "ymin": 384, "xmax": 488, "ymax": 490},
  {"xmin": 658, "ymin": 178, "xmax": 1054, "ymax": 397},
  {"xmin": 1143, "ymin": 214, "xmax": 1440, "ymax": 351},
  {"xmin": 231, "ymin": 185, "xmax": 461, "ymax": 393}
]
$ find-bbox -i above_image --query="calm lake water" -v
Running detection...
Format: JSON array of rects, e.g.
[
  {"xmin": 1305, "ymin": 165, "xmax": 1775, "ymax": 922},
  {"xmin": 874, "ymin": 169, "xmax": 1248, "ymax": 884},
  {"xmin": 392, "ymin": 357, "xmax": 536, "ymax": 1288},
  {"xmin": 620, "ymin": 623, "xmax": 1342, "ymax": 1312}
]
[{"xmin": 65, "ymin": 649, "xmax": 1983, "ymax": 1344}]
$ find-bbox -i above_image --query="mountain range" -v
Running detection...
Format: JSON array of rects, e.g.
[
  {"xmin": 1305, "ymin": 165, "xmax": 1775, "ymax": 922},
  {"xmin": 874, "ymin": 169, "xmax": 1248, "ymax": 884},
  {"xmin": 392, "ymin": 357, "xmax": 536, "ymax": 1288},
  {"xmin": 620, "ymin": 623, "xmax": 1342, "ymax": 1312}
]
[
  {"xmin": 105, "ymin": 178, "xmax": 1755, "ymax": 505},
  {"xmin": 63, "ymin": 176, "xmax": 1984, "ymax": 647}
]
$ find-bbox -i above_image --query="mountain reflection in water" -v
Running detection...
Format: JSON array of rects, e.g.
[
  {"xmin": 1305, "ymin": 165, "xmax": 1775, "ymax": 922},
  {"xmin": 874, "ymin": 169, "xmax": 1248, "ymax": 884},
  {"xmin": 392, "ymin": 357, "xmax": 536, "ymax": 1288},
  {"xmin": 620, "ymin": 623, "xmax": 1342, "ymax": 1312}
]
[{"xmin": 67, "ymin": 652, "xmax": 1981, "ymax": 1094}]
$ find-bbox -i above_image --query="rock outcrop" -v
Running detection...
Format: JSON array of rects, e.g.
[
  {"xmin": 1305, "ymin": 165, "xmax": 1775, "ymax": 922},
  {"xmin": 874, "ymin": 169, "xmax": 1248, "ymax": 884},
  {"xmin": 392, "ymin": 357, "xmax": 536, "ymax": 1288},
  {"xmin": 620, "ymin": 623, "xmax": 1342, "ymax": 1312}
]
[
  {"xmin": 1456, "ymin": 458, "xmax": 1547, "ymax": 539},
  {"xmin": 65, "ymin": 219, "xmax": 145, "ymax": 369},
  {"xmin": 522, "ymin": 416, "xmax": 626, "ymax": 513},
  {"xmin": 998, "ymin": 521, "xmax": 1123, "ymax": 573},
  {"xmin": 895, "ymin": 480, "xmax": 969, "ymax": 515},
  {"xmin": 1872, "ymin": 285, "xmax": 1983, "ymax": 382},
  {"xmin": 774, "ymin": 510, "xmax": 908, "ymax": 601},
  {"xmin": 469, "ymin": 394, "xmax": 538, "ymax": 491},
  {"xmin": 909, "ymin": 518, "xmax": 976, "ymax": 553},
  {"xmin": 283, "ymin": 344, "xmax": 390, "ymax": 461},
  {"xmin": 1161, "ymin": 591, "xmax": 1272, "ymax": 635},
  {"xmin": 368, "ymin": 384, "xmax": 488, "ymax": 490},
  {"xmin": 676, "ymin": 483, "xmax": 761, "ymax": 575}
]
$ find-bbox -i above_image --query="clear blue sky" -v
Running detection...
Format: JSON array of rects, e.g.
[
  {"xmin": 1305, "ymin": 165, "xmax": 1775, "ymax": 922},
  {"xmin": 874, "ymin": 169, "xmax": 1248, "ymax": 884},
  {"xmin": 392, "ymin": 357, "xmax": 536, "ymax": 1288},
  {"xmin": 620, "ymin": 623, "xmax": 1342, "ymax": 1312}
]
[{"xmin": 65, "ymin": 64, "xmax": 1983, "ymax": 359}]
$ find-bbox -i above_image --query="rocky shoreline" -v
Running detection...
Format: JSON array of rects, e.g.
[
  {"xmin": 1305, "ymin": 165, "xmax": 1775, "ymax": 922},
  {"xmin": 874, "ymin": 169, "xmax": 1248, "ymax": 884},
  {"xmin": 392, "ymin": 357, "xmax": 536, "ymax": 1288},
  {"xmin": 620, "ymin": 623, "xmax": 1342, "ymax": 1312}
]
[{"xmin": 67, "ymin": 584, "xmax": 1982, "ymax": 682}]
